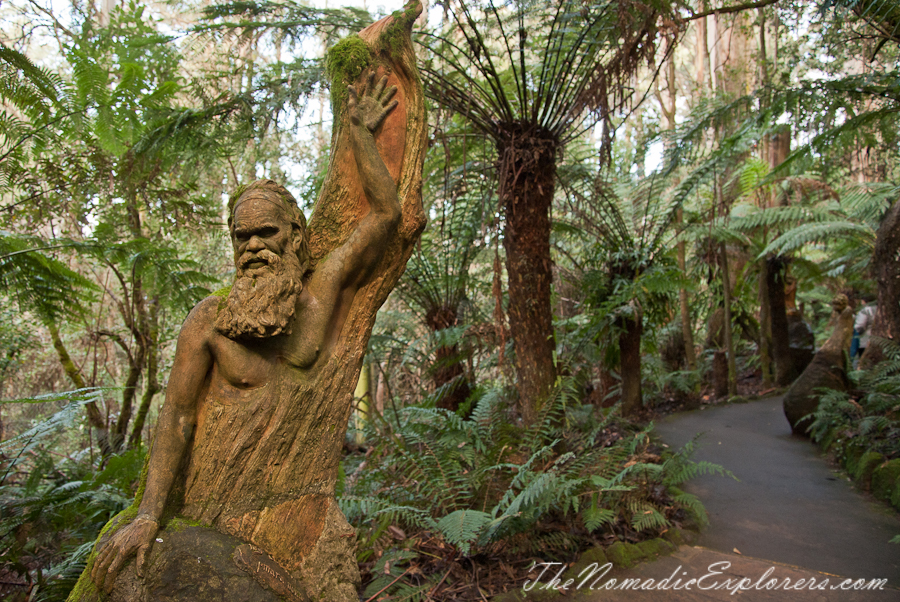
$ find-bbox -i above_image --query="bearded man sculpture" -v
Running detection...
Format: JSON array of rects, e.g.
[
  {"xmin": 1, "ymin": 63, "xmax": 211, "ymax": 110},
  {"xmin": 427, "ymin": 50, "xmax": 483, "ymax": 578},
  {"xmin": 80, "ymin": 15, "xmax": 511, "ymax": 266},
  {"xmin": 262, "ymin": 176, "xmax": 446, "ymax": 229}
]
[{"xmin": 70, "ymin": 5, "xmax": 427, "ymax": 601}]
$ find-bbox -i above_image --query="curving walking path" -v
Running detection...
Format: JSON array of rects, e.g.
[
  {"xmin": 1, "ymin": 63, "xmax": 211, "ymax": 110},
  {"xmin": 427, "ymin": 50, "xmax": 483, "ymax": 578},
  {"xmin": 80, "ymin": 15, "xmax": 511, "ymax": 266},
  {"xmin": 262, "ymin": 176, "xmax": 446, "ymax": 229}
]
[{"xmin": 574, "ymin": 396, "xmax": 900, "ymax": 601}]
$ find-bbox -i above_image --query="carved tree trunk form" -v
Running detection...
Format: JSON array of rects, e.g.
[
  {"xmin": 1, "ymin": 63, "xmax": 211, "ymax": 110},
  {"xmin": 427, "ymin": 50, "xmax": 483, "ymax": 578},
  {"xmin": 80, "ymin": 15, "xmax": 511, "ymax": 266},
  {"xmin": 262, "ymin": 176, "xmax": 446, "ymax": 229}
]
[
  {"xmin": 70, "ymin": 6, "xmax": 426, "ymax": 602},
  {"xmin": 181, "ymin": 7, "xmax": 426, "ymax": 596}
]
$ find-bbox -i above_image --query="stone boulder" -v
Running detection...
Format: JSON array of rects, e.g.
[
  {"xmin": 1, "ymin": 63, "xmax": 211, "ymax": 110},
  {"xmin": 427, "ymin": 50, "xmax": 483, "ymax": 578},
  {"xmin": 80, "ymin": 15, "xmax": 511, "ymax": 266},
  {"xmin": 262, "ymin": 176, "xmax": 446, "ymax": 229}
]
[
  {"xmin": 783, "ymin": 306, "xmax": 853, "ymax": 435},
  {"xmin": 786, "ymin": 309, "xmax": 815, "ymax": 379}
]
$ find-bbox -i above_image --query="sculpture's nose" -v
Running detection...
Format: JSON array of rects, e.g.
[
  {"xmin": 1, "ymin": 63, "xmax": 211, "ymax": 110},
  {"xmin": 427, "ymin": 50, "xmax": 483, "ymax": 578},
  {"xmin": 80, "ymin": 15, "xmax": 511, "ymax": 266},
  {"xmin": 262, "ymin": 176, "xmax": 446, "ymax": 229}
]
[{"xmin": 247, "ymin": 235, "xmax": 265, "ymax": 252}]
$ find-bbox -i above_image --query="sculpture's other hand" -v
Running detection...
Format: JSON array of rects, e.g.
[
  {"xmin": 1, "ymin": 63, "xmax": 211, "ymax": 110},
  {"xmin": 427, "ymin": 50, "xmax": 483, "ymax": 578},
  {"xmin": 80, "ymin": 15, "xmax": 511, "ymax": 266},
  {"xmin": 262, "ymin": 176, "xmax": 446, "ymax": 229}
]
[
  {"xmin": 348, "ymin": 72, "xmax": 398, "ymax": 133},
  {"xmin": 90, "ymin": 515, "xmax": 159, "ymax": 592}
]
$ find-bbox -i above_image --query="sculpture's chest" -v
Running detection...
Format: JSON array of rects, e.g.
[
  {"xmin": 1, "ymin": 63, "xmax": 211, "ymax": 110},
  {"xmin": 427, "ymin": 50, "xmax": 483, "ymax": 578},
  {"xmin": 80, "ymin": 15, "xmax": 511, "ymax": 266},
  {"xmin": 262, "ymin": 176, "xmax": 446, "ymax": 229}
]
[{"xmin": 211, "ymin": 337, "xmax": 282, "ymax": 390}]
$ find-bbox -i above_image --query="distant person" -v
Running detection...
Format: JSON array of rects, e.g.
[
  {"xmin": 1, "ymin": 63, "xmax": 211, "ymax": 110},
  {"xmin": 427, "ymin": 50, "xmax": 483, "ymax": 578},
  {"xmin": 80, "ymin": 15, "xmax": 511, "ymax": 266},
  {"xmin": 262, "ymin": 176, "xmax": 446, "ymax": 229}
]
[{"xmin": 853, "ymin": 296, "xmax": 877, "ymax": 366}]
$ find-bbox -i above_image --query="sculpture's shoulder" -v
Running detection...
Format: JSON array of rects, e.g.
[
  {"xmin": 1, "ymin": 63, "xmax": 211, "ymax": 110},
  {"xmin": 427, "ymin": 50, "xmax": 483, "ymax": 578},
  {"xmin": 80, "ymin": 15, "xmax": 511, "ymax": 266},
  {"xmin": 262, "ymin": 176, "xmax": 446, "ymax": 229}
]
[{"xmin": 176, "ymin": 295, "xmax": 221, "ymax": 349}]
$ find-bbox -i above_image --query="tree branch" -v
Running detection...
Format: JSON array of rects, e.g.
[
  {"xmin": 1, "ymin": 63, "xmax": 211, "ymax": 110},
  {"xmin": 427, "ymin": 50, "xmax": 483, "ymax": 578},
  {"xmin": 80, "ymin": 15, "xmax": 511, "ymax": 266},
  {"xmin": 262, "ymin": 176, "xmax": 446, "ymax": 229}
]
[{"xmin": 683, "ymin": 0, "xmax": 779, "ymax": 23}]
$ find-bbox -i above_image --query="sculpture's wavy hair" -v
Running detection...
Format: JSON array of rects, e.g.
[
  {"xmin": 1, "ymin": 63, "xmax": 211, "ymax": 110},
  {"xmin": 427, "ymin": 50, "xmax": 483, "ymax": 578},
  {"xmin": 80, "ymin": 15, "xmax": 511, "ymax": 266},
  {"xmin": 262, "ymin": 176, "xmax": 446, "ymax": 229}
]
[{"xmin": 227, "ymin": 179, "xmax": 310, "ymax": 270}]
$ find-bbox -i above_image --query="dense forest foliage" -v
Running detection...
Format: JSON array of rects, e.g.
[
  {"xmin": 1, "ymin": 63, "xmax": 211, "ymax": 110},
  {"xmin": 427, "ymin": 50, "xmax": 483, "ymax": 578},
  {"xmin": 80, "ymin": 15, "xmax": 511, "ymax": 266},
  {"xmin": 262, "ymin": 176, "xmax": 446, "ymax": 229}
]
[{"xmin": 2, "ymin": 0, "xmax": 900, "ymax": 599}]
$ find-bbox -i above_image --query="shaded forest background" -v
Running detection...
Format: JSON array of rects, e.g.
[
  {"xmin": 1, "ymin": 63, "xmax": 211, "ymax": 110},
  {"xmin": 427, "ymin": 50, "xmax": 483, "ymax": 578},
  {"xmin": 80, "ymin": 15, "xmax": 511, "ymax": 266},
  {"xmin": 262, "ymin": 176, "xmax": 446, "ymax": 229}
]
[{"xmin": 2, "ymin": 0, "xmax": 900, "ymax": 600}]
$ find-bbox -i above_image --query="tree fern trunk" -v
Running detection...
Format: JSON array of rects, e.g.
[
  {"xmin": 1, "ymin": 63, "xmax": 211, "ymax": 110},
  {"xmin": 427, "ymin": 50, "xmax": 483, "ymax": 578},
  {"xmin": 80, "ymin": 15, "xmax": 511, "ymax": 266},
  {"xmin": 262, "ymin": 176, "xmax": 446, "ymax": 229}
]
[
  {"xmin": 619, "ymin": 303, "xmax": 643, "ymax": 415},
  {"xmin": 426, "ymin": 306, "xmax": 470, "ymax": 412},
  {"xmin": 720, "ymin": 242, "xmax": 737, "ymax": 397},
  {"xmin": 676, "ymin": 209, "xmax": 697, "ymax": 371},
  {"xmin": 496, "ymin": 125, "xmax": 558, "ymax": 425}
]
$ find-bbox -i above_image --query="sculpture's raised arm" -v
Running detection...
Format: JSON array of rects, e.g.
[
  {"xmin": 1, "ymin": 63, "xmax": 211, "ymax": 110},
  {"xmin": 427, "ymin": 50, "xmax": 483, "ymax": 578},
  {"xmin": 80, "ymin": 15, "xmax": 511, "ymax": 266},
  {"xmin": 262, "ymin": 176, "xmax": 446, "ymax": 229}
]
[{"xmin": 312, "ymin": 72, "xmax": 401, "ymax": 292}]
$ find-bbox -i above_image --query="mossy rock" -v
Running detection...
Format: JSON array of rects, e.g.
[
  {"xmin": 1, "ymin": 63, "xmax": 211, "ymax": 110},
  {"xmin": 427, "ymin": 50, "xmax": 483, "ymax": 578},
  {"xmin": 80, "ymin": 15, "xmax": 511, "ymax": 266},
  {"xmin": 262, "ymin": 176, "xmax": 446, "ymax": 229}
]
[
  {"xmin": 872, "ymin": 459, "xmax": 900, "ymax": 507},
  {"xmin": 635, "ymin": 538, "xmax": 676, "ymax": 558},
  {"xmin": 605, "ymin": 538, "xmax": 674, "ymax": 569},
  {"xmin": 663, "ymin": 529, "xmax": 684, "ymax": 546},
  {"xmin": 852, "ymin": 451, "xmax": 883, "ymax": 488},
  {"xmin": 569, "ymin": 547, "xmax": 609, "ymax": 581}
]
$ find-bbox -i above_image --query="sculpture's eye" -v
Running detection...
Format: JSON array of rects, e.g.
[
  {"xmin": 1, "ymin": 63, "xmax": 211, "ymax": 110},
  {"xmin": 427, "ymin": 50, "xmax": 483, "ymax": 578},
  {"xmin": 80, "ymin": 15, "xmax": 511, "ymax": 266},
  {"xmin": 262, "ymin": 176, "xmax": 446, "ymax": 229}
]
[{"xmin": 257, "ymin": 226, "xmax": 280, "ymax": 238}]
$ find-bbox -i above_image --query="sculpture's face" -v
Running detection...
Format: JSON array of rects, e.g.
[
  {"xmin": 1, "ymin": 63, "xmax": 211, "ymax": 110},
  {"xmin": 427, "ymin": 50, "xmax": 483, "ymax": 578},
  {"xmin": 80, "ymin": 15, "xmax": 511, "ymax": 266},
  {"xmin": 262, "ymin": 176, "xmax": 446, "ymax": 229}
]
[
  {"xmin": 215, "ymin": 195, "xmax": 305, "ymax": 340},
  {"xmin": 831, "ymin": 294, "xmax": 849, "ymax": 313},
  {"xmin": 231, "ymin": 196, "xmax": 294, "ymax": 273}
]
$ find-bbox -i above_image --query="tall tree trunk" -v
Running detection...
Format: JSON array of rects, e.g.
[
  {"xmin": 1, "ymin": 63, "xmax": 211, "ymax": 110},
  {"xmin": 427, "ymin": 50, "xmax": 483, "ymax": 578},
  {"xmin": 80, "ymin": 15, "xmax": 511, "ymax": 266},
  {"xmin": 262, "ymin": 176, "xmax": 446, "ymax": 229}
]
[
  {"xmin": 720, "ymin": 242, "xmax": 738, "ymax": 397},
  {"xmin": 128, "ymin": 296, "xmax": 160, "ymax": 449},
  {"xmin": 862, "ymin": 199, "xmax": 900, "ymax": 367},
  {"xmin": 619, "ymin": 303, "xmax": 643, "ymax": 415},
  {"xmin": 758, "ymin": 266, "xmax": 773, "ymax": 387},
  {"xmin": 767, "ymin": 256, "xmax": 793, "ymax": 386},
  {"xmin": 496, "ymin": 125, "xmax": 558, "ymax": 425},
  {"xmin": 695, "ymin": 1, "xmax": 712, "ymax": 93},
  {"xmin": 658, "ymin": 41, "xmax": 696, "ymax": 372},
  {"xmin": 47, "ymin": 320, "xmax": 110, "ymax": 452},
  {"xmin": 111, "ymin": 168, "xmax": 150, "ymax": 449}
]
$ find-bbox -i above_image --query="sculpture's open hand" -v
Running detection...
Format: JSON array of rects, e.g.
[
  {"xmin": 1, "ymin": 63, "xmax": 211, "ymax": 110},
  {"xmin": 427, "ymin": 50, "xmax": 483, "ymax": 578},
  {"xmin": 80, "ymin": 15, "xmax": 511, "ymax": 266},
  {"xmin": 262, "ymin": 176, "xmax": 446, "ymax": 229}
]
[
  {"xmin": 348, "ymin": 72, "xmax": 398, "ymax": 133},
  {"xmin": 90, "ymin": 515, "xmax": 158, "ymax": 592}
]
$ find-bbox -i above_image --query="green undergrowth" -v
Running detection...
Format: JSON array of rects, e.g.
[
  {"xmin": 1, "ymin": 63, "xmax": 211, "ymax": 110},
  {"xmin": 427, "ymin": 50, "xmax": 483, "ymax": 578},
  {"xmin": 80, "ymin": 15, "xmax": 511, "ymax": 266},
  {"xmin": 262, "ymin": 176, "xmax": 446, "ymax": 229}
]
[
  {"xmin": 807, "ymin": 340, "xmax": 900, "ymax": 527},
  {"xmin": 339, "ymin": 377, "xmax": 727, "ymax": 600},
  {"xmin": 0, "ymin": 390, "xmax": 145, "ymax": 601}
]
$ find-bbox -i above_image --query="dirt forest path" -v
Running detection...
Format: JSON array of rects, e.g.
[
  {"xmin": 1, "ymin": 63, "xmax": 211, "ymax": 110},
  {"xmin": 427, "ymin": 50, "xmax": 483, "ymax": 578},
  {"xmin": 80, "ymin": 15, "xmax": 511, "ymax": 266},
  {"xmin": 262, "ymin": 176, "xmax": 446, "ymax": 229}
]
[{"xmin": 567, "ymin": 396, "xmax": 900, "ymax": 601}]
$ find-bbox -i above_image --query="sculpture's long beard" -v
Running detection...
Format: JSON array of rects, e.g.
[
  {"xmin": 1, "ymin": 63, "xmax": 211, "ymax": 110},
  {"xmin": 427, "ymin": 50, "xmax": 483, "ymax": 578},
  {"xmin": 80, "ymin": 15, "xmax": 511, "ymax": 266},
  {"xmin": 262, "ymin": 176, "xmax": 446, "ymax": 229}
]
[{"xmin": 215, "ymin": 249, "xmax": 305, "ymax": 340}]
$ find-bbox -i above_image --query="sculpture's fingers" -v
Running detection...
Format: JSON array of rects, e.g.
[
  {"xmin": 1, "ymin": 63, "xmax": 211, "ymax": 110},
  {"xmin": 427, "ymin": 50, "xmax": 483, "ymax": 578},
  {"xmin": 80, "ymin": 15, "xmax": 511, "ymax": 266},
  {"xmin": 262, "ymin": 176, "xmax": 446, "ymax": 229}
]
[
  {"xmin": 369, "ymin": 99, "xmax": 398, "ymax": 131},
  {"xmin": 91, "ymin": 545, "xmax": 113, "ymax": 588},
  {"xmin": 372, "ymin": 75, "xmax": 388, "ymax": 100},
  {"xmin": 365, "ymin": 71, "xmax": 375, "ymax": 96},
  {"xmin": 103, "ymin": 551, "xmax": 128, "ymax": 593},
  {"xmin": 347, "ymin": 85, "xmax": 358, "ymax": 108},
  {"xmin": 382, "ymin": 85, "xmax": 398, "ymax": 105},
  {"xmin": 136, "ymin": 543, "xmax": 151, "ymax": 578}
]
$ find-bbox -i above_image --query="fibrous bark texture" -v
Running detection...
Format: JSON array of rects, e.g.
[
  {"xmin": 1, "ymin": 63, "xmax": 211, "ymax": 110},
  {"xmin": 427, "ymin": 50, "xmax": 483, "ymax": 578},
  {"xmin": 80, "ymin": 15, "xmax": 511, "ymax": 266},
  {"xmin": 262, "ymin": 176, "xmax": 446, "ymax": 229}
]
[
  {"xmin": 497, "ymin": 124, "xmax": 558, "ymax": 424},
  {"xmin": 618, "ymin": 306, "xmax": 643, "ymax": 415},
  {"xmin": 425, "ymin": 305, "xmax": 470, "ymax": 412}
]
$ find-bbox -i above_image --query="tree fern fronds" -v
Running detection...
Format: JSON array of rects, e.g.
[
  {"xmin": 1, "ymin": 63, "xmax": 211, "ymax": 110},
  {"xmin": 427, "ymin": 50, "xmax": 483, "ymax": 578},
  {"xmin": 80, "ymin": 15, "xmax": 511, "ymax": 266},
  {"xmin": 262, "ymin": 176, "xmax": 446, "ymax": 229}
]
[
  {"xmin": 731, "ymin": 204, "xmax": 844, "ymax": 232},
  {"xmin": 30, "ymin": 540, "xmax": 95, "ymax": 602},
  {"xmin": 760, "ymin": 221, "xmax": 875, "ymax": 257},
  {"xmin": 0, "ymin": 389, "xmax": 105, "ymax": 451}
]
